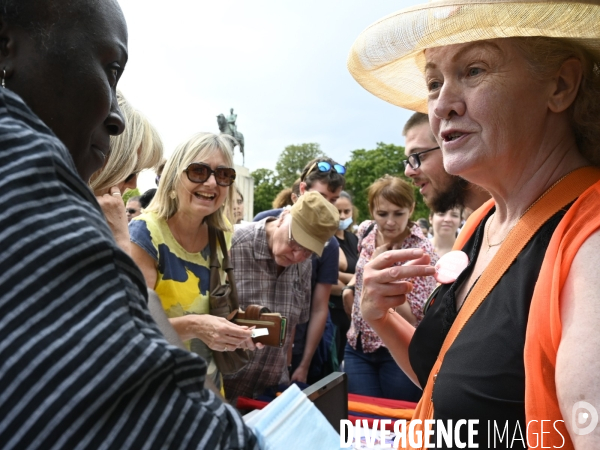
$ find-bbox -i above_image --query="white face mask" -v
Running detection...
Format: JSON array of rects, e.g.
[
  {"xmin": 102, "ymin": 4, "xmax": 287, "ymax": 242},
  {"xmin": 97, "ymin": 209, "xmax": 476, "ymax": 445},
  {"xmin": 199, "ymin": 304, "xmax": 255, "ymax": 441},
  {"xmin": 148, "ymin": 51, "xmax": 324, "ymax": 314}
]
[{"xmin": 338, "ymin": 217, "xmax": 353, "ymax": 231}]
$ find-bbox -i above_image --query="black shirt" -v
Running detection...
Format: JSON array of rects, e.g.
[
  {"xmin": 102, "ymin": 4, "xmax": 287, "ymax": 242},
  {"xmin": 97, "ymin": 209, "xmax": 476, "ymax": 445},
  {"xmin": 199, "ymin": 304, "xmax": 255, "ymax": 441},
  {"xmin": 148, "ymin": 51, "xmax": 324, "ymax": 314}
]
[
  {"xmin": 330, "ymin": 231, "xmax": 359, "ymax": 310},
  {"xmin": 408, "ymin": 208, "xmax": 565, "ymax": 448}
]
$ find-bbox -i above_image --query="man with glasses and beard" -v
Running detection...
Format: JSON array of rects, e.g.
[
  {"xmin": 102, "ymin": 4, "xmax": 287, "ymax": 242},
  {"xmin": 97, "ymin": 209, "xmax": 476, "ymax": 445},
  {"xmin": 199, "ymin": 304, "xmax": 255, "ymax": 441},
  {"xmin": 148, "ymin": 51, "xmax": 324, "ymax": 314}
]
[{"xmin": 403, "ymin": 112, "xmax": 490, "ymax": 213}]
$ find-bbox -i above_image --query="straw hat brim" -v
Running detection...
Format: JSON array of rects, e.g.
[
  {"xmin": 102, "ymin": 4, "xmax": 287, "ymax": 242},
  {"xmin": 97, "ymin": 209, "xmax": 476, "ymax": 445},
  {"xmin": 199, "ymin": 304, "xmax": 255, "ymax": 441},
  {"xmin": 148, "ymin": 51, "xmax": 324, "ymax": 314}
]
[{"xmin": 347, "ymin": 0, "xmax": 600, "ymax": 113}]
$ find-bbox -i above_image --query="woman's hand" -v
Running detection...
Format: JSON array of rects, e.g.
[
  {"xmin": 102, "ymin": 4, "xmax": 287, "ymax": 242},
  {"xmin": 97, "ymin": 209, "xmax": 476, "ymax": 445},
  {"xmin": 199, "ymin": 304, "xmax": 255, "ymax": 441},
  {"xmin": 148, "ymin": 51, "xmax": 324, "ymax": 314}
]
[
  {"xmin": 96, "ymin": 187, "xmax": 130, "ymax": 254},
  {"xmin": 342, "ymin": 288, "xmax": 354, "ymax": 316},
  {"xmin": 372, "ymin": 242, "xmax": 393, "ymax": 259},
  {"xmin": 361, "ymin": 249, "xmax": 435, "ymax": 325},
  {"xmin": 171, "ymin": 314, "xmax": 263, "ymax": 352}
]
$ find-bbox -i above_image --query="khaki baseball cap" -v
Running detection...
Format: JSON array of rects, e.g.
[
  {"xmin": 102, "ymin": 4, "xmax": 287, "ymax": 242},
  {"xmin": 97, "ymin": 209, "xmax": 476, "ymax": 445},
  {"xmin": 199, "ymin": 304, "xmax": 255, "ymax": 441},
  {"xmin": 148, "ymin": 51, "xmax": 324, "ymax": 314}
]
[{"xmin": 289, "ymin": 191, "xmax": 339, "ymax": 257}]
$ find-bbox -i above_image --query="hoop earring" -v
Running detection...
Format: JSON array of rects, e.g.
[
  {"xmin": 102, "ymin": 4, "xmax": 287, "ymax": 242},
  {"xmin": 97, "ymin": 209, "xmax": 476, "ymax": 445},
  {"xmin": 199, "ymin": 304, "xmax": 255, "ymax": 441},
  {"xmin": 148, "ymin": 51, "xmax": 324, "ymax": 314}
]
[{"xmin": 2, "ymin": 69, "xmax": 6, "ymax": 89}]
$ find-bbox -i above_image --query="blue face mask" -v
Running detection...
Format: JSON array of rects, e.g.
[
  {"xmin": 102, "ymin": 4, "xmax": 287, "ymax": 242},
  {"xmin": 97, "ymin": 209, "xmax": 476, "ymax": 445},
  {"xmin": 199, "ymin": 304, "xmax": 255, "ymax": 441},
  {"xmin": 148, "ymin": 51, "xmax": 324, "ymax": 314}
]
[{"xmin": 338, "ymin": 217, "xmax": 353, "ymax": 231}]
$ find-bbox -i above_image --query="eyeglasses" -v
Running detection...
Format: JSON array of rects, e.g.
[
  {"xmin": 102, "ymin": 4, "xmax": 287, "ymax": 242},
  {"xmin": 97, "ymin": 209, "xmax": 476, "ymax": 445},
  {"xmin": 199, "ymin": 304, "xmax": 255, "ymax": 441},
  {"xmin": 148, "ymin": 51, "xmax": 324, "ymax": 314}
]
[
  {"xmin": 288, "ymin": 222, "xmax": 313, "ymax": 258},
  {"xmin": 184, "ymin": 162, "xmax": 236, "ymax": 186},
  {"xmin": 124, "ymin": 172, "xmax": 139, "ymax": 183},
  {"xmin": 302, "ymin": 161, "xmax": 346, "ymax": 181},
  {"xmin": 126, "ymin": 208, "xmax": 139, "ymax": 215},
  {"xmin": 402, "ymin": 147, "xmax": 440, "ymax": 170}
]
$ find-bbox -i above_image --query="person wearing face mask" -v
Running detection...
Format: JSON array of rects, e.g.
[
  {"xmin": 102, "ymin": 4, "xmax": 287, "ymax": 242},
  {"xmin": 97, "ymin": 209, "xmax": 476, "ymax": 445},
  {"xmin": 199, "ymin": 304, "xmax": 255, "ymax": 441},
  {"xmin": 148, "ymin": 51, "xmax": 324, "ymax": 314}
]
[
  {"xmin": 429, "ymin": 208, "xmax": 462, "ymax": 257},
  {"xmin": 329, "ymin": 191, "xmax": 359, "ymax": 365},
  {"xmin": 343, "ymin": 176, "xmax": 437, "ymax": 401}
]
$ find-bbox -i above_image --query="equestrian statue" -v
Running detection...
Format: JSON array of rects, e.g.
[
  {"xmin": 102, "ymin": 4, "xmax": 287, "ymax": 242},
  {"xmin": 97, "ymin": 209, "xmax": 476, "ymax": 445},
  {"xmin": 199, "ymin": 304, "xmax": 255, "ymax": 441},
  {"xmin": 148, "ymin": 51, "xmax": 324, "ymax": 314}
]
[{"xmin": 217, "ymin": 108, "xmax": 245, "ymax": 165}]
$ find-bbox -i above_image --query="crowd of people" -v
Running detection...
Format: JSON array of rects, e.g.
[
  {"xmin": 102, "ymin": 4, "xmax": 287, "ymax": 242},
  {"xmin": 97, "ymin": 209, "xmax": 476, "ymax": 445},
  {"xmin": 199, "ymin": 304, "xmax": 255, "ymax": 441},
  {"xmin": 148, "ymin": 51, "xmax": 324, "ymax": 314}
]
[{"xmin": 1, "ymin": 0, "xmax": 599, "ymax": 448}]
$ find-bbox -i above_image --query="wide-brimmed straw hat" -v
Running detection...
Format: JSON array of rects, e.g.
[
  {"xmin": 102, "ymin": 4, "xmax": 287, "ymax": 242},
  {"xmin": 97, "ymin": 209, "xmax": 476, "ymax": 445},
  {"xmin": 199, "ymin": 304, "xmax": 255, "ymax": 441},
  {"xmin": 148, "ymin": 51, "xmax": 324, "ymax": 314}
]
[{"xmin": 347, "ymin": 0, "xmax": 600, "ymax": 113}]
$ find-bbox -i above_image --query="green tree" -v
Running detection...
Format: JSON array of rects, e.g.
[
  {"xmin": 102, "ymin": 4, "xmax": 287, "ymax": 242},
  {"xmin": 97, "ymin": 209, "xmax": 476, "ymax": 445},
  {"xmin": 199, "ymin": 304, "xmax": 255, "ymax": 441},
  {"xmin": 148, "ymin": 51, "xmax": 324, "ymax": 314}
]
[
  {"xmin": 123, "ymin": 188, "xmax": 141, "ymax": 205},
  {"xmin": 344, "ymin": 142, "xmax": 429, "ymax": 224},
  {"xmin": 251, "ymin": 168, "xmax": 283, "ymax": 217},
  {"xmin": 275, "ymin": 143, "xmax": 325, "ymax": 188}
]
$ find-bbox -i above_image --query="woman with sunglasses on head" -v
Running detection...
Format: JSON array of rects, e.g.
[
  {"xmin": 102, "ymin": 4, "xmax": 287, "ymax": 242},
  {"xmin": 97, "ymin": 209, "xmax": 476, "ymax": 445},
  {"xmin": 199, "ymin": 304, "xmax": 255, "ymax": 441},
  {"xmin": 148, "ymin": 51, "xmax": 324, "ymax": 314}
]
[
  {"xmin": 343, "ymin": 175, "xmax": 437, "ymax": 401},
  {"xmin": 90, "ymin": 91, "xmax": 163, "ymax": 254},
  {"xmin": 129, "ymin": 132, "xmax": 256, "ymax": 391}
]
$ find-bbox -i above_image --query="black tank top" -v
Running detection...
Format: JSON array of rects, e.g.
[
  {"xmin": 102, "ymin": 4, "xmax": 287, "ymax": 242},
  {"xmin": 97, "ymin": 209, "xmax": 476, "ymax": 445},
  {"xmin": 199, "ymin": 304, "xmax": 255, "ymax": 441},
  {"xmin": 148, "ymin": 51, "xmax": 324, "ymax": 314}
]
[
  {"xmin": 330, "ymin": 231, "xmax": 359, "ymax": 310},
  {"xmin": 408, "ymin": 208, "xmax": 566, "ymax": 449}
]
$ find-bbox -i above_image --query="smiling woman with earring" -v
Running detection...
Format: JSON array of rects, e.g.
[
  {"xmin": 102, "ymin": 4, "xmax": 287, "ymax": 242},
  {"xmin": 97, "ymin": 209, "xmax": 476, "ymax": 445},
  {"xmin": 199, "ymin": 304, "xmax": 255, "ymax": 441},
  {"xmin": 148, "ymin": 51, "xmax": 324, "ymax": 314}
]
[
  {"xmin": 343, "ymin": 175, "xmax": 437, "ymax": 401},
  {"xmin": 129, "ymin": 132, "xmax": 256, "ymax": 392}
]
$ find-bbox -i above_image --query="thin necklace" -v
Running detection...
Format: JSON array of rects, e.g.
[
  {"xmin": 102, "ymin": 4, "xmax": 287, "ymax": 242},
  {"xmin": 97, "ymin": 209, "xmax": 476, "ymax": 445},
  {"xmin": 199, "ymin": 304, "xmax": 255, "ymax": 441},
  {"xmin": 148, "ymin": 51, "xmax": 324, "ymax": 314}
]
[
  {"xmin": 485, "ymin": 213, "xmax": 505, "ymax": 250},
  {"xmin": 485, "ymin": 169, "xmax": 579, "ymax": 252},
  {"xmin": 170, "ymin": 219, "xmax": 204, "ymax": 251}
]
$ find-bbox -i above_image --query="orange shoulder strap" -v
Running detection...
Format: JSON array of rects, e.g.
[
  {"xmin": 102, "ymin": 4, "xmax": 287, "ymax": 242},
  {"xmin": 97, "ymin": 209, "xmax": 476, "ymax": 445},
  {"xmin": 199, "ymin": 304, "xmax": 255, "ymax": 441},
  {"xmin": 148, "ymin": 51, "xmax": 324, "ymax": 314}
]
[
  {"xmin": 406, "ymin": 166, "xmax": 600, "ymax": 450},
  {"xmin": 453, "ymin": 199, "xmax": 495, "ymax": 250}
]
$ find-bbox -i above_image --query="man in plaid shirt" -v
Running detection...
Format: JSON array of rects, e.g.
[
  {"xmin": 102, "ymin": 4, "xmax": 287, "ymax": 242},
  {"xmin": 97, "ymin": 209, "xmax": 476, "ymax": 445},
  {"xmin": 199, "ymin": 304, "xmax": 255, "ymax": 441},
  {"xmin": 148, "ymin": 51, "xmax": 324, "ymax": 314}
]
[{"xmin": 224, "ymin": 192, "xmax": 339, "ymax": 400}]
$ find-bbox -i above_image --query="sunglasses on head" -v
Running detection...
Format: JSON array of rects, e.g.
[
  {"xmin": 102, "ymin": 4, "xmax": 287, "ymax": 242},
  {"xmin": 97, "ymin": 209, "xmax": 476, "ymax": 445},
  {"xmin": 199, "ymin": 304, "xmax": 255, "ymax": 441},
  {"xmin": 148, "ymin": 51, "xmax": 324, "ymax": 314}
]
[
  {"xmin": 302, "ymin": 161, "xmax": 346, "ymax": 181},
  {"xmin": 184, "ymin": 162, "xmax": 236, "ymax": 186}
]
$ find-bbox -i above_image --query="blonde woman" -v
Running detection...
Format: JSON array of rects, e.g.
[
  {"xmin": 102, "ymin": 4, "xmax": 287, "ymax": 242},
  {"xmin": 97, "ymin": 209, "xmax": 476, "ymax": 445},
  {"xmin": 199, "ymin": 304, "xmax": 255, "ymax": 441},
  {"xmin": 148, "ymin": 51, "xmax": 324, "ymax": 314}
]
[
  {"xmin": 91, "ymin": 91, "xmax": 163, "ymax": 253},
  {"xmin": 129, "ymin": 133, "xmax": 255, "ymax": 391}
]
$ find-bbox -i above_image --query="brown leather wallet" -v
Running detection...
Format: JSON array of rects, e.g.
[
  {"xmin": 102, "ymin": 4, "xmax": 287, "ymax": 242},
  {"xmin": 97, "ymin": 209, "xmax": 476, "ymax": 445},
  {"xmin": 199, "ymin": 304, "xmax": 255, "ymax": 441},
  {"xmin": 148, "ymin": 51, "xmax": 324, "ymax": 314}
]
[{"xmin": 232, "ymin": 305, "xmax": 287, "ymax": 348}]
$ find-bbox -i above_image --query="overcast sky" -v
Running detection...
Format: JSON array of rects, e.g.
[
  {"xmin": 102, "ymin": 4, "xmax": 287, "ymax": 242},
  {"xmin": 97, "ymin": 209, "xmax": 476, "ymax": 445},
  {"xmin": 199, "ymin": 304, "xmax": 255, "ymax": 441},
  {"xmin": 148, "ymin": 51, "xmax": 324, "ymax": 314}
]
[{"xmin": 117, "ymin": 0, "xmax": 423, "ymax": 192}]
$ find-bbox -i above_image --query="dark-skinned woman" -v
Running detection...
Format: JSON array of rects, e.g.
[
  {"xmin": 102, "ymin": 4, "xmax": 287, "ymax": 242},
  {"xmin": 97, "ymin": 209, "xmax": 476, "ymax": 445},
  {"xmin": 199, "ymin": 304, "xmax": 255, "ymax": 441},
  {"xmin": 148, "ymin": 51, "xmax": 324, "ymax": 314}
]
[{"xmin": 0, "ymin": 1, "xmax": 257, "ymax": 447}]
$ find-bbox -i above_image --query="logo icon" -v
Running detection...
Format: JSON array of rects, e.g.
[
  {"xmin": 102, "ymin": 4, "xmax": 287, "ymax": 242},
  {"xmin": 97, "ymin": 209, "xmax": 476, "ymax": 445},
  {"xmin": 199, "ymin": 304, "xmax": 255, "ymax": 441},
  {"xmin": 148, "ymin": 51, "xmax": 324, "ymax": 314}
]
[{"xmin": 571, "ymin": 401, "xmax": 598, "ymax": 436}]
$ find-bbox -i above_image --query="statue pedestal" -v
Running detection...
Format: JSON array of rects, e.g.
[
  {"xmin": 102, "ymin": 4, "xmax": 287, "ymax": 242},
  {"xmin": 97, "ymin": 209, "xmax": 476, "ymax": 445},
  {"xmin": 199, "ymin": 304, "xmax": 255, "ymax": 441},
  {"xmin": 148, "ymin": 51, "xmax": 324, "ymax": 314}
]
[{"xmin": 234, "ymin": 165, "xmax": 254, "ymax": 222}]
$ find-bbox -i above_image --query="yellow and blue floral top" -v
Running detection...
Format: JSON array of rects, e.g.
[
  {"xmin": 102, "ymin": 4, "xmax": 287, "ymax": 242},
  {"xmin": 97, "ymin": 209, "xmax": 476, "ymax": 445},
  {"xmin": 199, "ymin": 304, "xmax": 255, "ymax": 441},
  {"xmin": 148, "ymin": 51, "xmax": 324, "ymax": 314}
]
[{"xmin": 129, "ymin": 211, "xmax": 231, "ymax": 388}]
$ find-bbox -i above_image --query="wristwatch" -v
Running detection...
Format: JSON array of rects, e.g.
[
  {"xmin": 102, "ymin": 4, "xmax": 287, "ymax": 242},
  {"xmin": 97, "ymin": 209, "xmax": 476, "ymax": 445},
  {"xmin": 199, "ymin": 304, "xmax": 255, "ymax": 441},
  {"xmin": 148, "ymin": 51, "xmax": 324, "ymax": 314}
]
[{"xmin": 342, "ymin": 285, "xmax": 355, "ymax": 295}]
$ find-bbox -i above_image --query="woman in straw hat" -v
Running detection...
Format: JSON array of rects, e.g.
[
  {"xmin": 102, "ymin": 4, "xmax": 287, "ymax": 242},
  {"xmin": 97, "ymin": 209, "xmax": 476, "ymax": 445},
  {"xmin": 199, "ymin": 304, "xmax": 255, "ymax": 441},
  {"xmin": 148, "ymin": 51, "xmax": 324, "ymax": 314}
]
[{"xmin": 350, "ymin": 0, "xmax": 600, "ymax": 447}]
